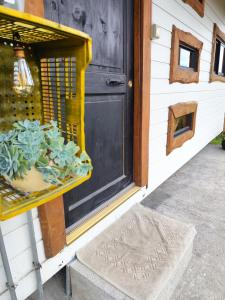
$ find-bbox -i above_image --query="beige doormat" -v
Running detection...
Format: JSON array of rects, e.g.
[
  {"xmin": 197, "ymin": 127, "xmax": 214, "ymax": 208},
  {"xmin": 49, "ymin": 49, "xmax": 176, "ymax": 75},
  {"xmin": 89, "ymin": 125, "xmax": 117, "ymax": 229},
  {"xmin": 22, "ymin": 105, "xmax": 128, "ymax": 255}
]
[{"xmin": 77, "ymin": 204, "xmax": 196, "ymax": 300}]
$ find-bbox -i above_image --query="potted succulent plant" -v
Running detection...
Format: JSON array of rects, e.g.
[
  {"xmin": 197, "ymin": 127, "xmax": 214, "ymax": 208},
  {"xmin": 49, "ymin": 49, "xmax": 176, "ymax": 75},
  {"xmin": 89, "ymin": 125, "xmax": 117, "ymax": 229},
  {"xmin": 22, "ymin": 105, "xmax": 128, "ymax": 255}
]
[{"xmin": 0, "ymin": 120, "xmax": 92, "ymax": 193}]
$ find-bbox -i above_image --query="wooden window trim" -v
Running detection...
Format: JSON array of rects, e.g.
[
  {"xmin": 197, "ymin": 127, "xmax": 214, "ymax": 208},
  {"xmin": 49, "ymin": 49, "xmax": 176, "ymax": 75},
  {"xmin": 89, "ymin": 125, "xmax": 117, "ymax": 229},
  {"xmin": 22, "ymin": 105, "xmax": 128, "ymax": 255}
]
[
  {"xmin": 210, "ymin": 24, "xmax": 225, "ymax": 83},
  {"xmin": 26, "ymin": 0, "xmax": 151, "ymax": 257},
  {"xmin": 183, "ymin": 0, "xmax": 205, "ymax": 17},
  {"xmin": 170, "ymin": 25, "xmax": 203, "ymax": 84},
  {"xmin": 167, "ymin": 102, "xmax": 198, "ymax": 155}
]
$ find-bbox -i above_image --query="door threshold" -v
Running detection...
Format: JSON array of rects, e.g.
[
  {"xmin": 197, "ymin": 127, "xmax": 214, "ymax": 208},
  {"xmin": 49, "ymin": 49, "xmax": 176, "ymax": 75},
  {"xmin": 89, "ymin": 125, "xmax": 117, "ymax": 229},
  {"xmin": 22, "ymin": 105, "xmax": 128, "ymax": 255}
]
[{"xmin": 66, "ymin": 184, "xmax": 140, "ymax": 245}]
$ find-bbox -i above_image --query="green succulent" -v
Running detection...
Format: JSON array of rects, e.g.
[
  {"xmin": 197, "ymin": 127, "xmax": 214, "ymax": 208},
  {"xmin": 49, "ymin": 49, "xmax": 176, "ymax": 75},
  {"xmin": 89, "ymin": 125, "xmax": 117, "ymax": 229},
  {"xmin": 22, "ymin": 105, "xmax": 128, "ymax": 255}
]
[
  {"xmin": 0, "ymin": 120, "xmax": 93, "ymax": 187},
  {"xmin": 0, "ymin": 143, "xmax": 29, "ymax": 179},
  {"xmin": 0, "ymin": 144, "xmax": 12, "ymax": 176}
]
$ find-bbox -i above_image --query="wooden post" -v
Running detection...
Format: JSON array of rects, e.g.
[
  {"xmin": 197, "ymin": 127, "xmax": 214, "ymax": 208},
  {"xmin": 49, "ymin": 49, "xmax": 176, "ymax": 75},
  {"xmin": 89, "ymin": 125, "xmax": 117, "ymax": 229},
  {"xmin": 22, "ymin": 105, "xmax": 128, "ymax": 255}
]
[
  {"xmin": 24, "ymin": 0, "xmax": 44, "ymax": 17},
  {"xmin": 38, "ymin": 197, "xmax": 66, "ymax": 258},
  {"xmin": 24, "ymin": 0, "xmax": 66, "ymax": 258}
]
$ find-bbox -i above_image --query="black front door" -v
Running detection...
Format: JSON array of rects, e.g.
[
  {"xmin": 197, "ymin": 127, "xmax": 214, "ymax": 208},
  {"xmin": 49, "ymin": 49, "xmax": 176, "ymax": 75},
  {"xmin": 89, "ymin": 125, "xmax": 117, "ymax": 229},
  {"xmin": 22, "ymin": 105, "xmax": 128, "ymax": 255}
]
[{"xmin": 44, "ymin": 0, "xmax": 134, "ymax": 228}]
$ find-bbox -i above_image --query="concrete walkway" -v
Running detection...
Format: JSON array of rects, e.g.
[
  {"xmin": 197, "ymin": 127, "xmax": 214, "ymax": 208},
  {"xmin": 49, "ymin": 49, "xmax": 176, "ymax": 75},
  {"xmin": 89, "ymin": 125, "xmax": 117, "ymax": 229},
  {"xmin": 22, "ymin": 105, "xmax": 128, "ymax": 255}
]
[{"xmin": 143, "ymin": 144, "xmax": 225, "ymax": 300}]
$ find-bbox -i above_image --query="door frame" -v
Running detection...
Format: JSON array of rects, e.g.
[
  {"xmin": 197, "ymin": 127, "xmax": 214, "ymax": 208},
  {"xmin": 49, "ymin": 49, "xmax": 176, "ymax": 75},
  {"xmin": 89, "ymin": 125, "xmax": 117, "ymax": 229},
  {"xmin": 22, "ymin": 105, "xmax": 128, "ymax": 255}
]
[
  {"xmin": 29, "ymin": 0, "xmax": 151, "ymax": 256},
  {"xmin": 133, "ymin": 0, "xmax": 151, "ymax": 187}
]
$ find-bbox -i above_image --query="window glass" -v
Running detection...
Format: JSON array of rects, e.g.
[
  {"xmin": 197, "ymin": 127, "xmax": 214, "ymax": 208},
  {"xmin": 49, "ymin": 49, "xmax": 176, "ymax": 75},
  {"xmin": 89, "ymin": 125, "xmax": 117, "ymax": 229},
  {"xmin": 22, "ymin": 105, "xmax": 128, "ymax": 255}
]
[
  {"xmin": 214, "ymin": 38, "xmax": 225, "ymax": 76},
  {"xmin": 179, "ymin": 44, "xmax": 197, "ymax": 71},
  {"xmin": 179, "ymin": 47, "xmax": 191, "ymax": 68},
  {"xmin": 174, "ymin": 114, "xmax": 193, "ymax": 137},
  {"xmin": 218, "ymin": 45, "xmax": 224, "ymax": 74}
]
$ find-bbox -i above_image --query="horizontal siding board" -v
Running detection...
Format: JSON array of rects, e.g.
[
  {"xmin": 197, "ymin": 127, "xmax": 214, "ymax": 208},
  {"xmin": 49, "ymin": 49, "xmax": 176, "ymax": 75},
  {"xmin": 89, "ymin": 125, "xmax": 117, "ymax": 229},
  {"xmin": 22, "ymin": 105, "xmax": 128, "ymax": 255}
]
[
  {"xmin": 173, "ymin": 0, "xmax": 212, "ymax": 30},
  {"xmin": 151, "ymin": 43, "xmax": 211, "ymax": 73},
  {"xmin": 1, "ymin": 209, "xmax": 38, "ymax": 237},
  {"xmin": 151, "ymin": 61, "xmax": 210, "ymax": 81},
  {"xmin": 152, "ymin": 1, "xmax": 213, "ymax": 43},
  {"xmin": 151, "ymin": 79, "xmax": 225, "ymax": 94},
  {"xmin": 206, "ymin": 1, "xmax": 225, "ymax": 28},
  {"xmin": 0, "ymin": 218, "xmax": 42, "ymax": 268},
  {"xmin": 151, "ymin": 90, "xmax": 225, "ymax": 110},
  {"xmin": 0, "ymin": 291, "xmax": 10, "ymax": 300}
]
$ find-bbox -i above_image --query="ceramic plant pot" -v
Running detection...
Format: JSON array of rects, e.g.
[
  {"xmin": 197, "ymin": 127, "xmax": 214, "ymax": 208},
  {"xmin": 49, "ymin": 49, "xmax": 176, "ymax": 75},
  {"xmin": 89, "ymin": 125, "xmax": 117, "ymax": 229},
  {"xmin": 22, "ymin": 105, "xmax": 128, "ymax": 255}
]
[{"xmin": 5, "ymin": 166, "xmax": 52, "ymax": 193}]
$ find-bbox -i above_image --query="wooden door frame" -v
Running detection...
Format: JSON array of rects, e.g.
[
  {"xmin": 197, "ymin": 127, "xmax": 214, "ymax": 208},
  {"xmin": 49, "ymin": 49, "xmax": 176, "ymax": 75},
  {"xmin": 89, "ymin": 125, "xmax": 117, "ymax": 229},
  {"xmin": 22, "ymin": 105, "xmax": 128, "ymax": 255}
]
[
  {"xmin": 133, "ymin": 0, "xmax": 151, "ymax": 187},
  {"xmin": 26, "ymin": 0, "xmax": 151, "ymax": 255}
]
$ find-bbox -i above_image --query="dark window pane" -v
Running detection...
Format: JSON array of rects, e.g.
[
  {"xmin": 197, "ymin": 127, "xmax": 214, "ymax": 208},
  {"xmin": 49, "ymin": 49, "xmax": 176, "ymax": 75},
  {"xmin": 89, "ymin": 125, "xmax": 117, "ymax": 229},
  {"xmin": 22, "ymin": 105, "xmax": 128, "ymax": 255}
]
[
  {"xmin": 214, "ymin": 38, "xmax": 225, "ymax": 76},
  {"xmin": 214, "ymin": 39, "xmax": 221, "ymax": 74},
  {"xmin": 179, "ymin": 44, "xmax": 198, "ymax": 71},
  {"xmin": 218, "ymin": 45, "xmax": 224, "ymax": 74},
  {"xmin": 174, "ymin": 113, "xmax": 193, "ymax": 137}
]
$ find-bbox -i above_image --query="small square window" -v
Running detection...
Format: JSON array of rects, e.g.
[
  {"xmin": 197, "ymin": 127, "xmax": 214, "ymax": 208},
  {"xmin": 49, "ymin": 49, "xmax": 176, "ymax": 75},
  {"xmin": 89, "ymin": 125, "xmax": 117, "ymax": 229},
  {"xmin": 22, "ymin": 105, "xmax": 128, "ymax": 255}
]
[
  {"xmin": 167, "ymin": 102, "xmax": 198, "ymax": 155},
  {"xmin": 183, "ymin": 0, "xmax": 205, "ymax": 17},
  {"xmin": 170, "ymin": 26, "xmax": 203, "ymax": 84},
  {"xmin": 210, "ymin": 24, "xmax": 225, "ymax": 82}
]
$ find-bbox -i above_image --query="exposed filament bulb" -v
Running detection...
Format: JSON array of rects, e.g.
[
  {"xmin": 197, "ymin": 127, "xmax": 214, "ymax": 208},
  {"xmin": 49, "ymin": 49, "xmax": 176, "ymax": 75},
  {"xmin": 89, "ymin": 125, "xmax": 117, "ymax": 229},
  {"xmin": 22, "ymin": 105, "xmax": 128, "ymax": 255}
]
[{"xmin": 13, "ymin": 47, "xmax": 34, "ymax": 97}]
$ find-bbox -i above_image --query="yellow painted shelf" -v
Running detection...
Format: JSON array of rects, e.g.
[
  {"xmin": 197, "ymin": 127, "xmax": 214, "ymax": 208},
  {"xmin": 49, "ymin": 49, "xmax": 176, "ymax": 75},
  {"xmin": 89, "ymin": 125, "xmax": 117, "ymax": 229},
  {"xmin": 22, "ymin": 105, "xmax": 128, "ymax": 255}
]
[{"xmin": 0, "ymin": 6, "xmax": 92, "ymax": 220}]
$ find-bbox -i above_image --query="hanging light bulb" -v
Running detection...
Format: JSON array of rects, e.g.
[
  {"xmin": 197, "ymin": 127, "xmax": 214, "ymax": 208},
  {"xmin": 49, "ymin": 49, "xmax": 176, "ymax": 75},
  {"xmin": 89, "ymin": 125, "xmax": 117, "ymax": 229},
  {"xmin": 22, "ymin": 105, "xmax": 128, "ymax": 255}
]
[{"xmin": 13, "ymin": 46, "xmax": 34, "ymax": 97}]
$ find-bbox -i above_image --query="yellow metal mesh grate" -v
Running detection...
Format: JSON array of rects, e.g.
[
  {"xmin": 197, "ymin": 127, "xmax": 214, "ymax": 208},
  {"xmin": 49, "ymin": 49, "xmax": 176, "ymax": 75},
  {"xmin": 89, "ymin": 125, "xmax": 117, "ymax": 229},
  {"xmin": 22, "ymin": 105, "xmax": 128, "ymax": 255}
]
[
  {"xmin": 40, "ymin": 56, "xmax": 78, "ymax": 143},
  {"xmin": 0, "ymin": 19, "xmax": 66, "ymax": 43}
]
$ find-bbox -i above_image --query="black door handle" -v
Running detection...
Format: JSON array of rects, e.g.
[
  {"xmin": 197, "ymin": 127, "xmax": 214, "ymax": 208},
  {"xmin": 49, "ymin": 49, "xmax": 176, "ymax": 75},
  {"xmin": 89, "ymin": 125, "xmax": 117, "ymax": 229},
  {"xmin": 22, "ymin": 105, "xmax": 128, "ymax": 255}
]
[{"xmin": 106, "ymin": 79, "xmax": 125, "ymax": 86}]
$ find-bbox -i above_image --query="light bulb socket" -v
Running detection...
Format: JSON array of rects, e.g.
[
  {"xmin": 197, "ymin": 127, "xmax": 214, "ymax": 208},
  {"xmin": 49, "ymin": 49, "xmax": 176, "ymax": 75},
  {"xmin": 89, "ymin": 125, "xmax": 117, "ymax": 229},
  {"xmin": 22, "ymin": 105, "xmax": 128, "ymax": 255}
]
[{"xmin": 14, "ymin": 47, "xmax": 25, "ymax": 58}]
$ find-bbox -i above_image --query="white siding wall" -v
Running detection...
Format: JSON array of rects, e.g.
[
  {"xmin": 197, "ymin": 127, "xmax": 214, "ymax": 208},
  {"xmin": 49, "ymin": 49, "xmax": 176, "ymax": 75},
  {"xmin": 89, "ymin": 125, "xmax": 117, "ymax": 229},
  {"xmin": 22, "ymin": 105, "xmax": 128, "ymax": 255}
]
[
  {"xmin": 0, "ymin": 1, "xmax": 225, "ymax": 299},
  {"xmin": 148, "ymin": 0, "xmax": 225, "ymax": 192}
]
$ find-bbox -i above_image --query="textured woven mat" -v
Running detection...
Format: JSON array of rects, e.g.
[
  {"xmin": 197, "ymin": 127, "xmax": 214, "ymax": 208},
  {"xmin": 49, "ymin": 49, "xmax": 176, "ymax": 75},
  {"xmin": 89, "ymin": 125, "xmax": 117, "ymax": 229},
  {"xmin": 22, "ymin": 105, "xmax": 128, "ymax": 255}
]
[{"xmin": 77, "ymin": 204, "xmax": 196, "ymax": 300}]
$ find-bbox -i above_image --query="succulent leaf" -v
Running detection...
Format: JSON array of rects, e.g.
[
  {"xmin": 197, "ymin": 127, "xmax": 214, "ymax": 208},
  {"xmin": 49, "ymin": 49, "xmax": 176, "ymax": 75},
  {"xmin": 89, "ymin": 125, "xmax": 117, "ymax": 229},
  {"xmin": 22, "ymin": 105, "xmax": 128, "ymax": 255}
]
[{"xmin": 0, "ymin": 120, "xmax": 92, "ymax": 186}]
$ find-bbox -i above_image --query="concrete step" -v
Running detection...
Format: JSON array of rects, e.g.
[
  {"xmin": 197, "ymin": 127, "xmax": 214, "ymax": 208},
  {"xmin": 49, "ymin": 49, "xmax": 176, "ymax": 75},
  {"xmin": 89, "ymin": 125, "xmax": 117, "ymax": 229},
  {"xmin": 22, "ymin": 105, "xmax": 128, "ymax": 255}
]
[{"xmin": 70, "ymin": 204, "xmax": 196, "ymax": 300}]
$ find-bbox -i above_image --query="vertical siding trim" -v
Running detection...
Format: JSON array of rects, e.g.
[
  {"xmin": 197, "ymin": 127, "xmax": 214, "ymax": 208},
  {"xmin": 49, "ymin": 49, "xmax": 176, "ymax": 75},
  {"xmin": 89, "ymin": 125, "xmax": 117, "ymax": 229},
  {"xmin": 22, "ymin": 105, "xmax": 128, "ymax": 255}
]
[
  {"xmin": 133, "ymin": 0, "xmax": 151, "ymax": 187},
  {"xmin": 24, "ymin": 0, "xmax": 44, "ymax": 17}
]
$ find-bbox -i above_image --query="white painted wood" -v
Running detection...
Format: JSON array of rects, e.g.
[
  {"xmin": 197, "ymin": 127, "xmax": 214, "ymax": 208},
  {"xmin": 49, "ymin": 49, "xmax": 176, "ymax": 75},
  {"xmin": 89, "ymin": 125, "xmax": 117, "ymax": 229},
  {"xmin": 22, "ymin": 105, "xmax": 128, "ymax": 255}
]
[
  {"xmin": 0, "ymin": 217, "xmax": 42, "ymax": 268},
  {"xmin": 1, "ymin": 209, "xmax": 38, "ymax": 237},
  {"xmin": 0, "ymin": 1, "xmax": 225, "ymax": 300},
  {"xmin": 0, "ymin": 291, "xmax": 10, "ymax": 300},
  {"xmin": 0, "ymin": 240, "xmax": 46, "ymax": 295}
]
